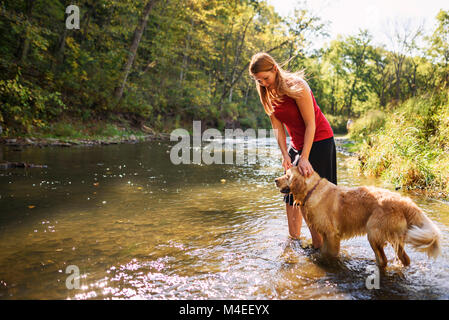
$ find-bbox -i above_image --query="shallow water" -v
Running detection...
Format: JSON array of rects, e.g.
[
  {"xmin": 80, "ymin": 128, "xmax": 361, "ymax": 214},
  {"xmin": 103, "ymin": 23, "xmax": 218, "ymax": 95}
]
[{"xmin": 0, "ymin": 137, "xmax": 448, "ymax": 300}]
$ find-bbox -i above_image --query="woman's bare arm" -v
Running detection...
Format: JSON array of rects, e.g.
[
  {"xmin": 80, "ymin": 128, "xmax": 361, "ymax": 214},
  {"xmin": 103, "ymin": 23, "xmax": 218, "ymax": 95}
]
[
  {"xmin": 270, "ymin": 114, "xmax": 291, "ymax": 170},
  {"xmin": 294, "ymin": 80, "xmax": 316, "ymax": 176}
]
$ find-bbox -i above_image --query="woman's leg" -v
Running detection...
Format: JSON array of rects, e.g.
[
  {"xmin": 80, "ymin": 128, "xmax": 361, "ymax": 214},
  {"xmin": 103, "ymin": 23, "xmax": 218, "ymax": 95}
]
[{"xmin": 286, "ymin": 203, "xmax": 302, "ymax": 239}]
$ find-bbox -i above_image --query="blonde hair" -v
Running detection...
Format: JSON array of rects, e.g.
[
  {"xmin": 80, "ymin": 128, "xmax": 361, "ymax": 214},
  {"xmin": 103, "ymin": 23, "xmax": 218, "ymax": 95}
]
[{"xmin": 249, "ymin": 52, "xmax": 306, "ymax": 115}]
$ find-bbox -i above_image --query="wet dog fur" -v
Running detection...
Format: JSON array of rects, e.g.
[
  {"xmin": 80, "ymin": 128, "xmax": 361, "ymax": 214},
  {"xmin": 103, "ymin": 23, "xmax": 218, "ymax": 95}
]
[{"xmin": 275, "ymin": 167, "xmax": 441, "ymax": 268}]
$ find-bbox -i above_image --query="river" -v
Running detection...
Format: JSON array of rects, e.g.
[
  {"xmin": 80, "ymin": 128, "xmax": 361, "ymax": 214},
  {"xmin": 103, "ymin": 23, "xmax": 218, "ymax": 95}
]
[{"xmin": 0, "ymin": 136, "xmax": 448, "ymax": 299}]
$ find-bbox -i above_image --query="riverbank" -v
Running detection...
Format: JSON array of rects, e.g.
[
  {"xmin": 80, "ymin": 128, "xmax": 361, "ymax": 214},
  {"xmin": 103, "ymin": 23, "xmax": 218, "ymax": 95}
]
[
  {"xmin": 0, "ymin": 132, "xmax": 171, "ymax": 147},
  {"xmin": 347, "ymin": 93, "xmax": 449, "ymax": 201},
  {"xmin": 0, "ymin": 119, "xmax": 172, "ymax": 148},
  {"xmin": 336, "ymin": 134, "xmax": 449, "ymax": 201},
  {"xmin": 334, "ymin": 136, "xmax": 357, "ymax": 157}
]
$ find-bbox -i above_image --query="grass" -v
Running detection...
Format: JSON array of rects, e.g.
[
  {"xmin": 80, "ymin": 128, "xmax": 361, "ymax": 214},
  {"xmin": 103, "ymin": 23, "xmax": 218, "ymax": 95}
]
[
  {"xmin": 325, "ymin": 113, "xmax": 348, "ymax": 135},
  {"xmin": 348, "ymin": 92, "xmax": 449, "ymax": 199},
  {"xmin": 343, "ymin": 140, "xmax": 359, "ymax": 154},
  {"xmin": 13, "ymin": 118, "xmax": 149, "ymax": 143}
]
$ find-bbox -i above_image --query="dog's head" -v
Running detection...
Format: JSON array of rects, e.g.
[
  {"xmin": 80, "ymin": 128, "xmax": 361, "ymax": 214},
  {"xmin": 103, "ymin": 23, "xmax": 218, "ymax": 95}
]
[{"xmin": 275, "ymin": 166, "xmax": 307, "ymax": 196}]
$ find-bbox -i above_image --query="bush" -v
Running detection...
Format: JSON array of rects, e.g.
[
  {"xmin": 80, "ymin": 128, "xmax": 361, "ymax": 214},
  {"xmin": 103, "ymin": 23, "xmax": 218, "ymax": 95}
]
[
  {"xmin": 355, "ymin": 93, "xmax": 449, "ymax": 198},
  {"xmin": 50, "ymin": 122, "xmax": 83, "ymax": 138},
  {"xmin": 92, "ymin": 123, "xmax": 123, "ymax": 137},
  {"xmin": 324, "ymin": 114, "xmax": 347, "ymax": 134},
  {"xmin": 0, "ymin": 73, "xmax": 66, "ymax": 134},
  {"xmin": 349, "ymin": 110, "xmax": 386, "ymax": 142}
]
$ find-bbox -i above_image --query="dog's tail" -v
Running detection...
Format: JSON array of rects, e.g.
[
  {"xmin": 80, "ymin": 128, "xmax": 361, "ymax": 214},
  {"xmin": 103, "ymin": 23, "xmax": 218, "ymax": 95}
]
[{"xmin": 406, "ymin": 215, "xmax": 441, "ymax": 259}]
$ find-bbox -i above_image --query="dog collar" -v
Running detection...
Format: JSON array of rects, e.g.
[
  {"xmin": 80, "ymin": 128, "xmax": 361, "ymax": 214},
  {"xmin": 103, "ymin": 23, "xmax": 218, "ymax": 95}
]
[{"xmin": 299, "ymin": 178, "xmax": 322, "ymax": 207}]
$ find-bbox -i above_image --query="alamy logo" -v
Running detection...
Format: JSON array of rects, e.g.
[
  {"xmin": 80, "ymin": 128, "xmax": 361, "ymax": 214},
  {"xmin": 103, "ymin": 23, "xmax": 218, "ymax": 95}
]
[
  {"xmin": 170, "ymin": 121, "xmax": 278, "ymax": 165},
  {"xmin": 365, "ymin": 265, "xmax": 380, "ymax": 290},
  {"xmin": 65, "ymin": 265, "xmax": 81, "ymax": 289},
  {"xmin": 66, "ymin": 5, "xmax": 80, "ymax": 30}
]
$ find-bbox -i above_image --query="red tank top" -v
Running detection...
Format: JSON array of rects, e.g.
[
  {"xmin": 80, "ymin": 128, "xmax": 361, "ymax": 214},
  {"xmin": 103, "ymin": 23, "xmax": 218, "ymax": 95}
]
[{"xmin": 272, "ymin": 90, "xmax": 333, "ymax": 151}]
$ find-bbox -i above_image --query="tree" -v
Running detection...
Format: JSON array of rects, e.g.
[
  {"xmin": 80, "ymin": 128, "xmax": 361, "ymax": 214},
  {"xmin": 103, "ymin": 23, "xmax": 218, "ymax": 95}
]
[
  {"xmin": 427, "ymin": 10, "xmax": 449, "ymax": 89},
  {"xmin": 283, "ymin": 1, "xmax": 328, "ymax": 71},
  {"xmin": 369, "ymin": 47, "xmax": 394, "ymax": 108},
  {"xmin": 114, "ymin": 0, "xmax": 158, "ymax": 105},
  {"xmin": 384, "ymin": 18, "xmax": 423, "ymax": 101},
  {"xmin": 340, "ymin": 30, "xmax": 374, "ymax": 115}
]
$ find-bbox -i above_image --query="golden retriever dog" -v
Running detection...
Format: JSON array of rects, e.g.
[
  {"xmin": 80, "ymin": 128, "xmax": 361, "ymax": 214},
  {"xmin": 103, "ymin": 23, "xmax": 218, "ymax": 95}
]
[{"xmin": 275, "ymin": 167, "xmax": 441, "ymax": 268}]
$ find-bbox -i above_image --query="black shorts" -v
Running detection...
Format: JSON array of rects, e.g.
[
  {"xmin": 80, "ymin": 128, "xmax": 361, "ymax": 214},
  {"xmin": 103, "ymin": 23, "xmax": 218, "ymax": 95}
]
[{"xmin": 284, "ymin": 137, "xmax": 337, "ymax": 206}]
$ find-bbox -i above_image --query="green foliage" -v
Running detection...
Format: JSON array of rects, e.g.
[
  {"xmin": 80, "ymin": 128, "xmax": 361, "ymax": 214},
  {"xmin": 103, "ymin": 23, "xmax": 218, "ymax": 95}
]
[
  {"xmin": 91, "ymin": 123, "xmax": 124, "ymax": 137},
  {"xmin": 355, "ymin": 92, "xmax": 449, "ymax": 197},
  {"xmin": 0, "ymin": 0, "xmax": 331, "ymax": 134},
  {"xmin": 323, "ymin": 113, "xmax": 347, "ymax": 134},
  {"xmin": 349, "ymin": 110, "xmax": 386, "ymax": 141},
  {"xmin": 426, "ymin": 10, "xmax": 449, "ymax": 89},
  {"xmin": 0, "ymin": 1, "xmax": 446, "ymax": 129},
  {"xmin": 0, "ymin": 72, "xmax": 66, "ymax": 134},
  {"xmin": 49, "ymin": 122, "xmax": 82, "ymax": 138},
  {"xmin": 0, "ymin": 2, "xmax": 448, "ymax": 200},
  {"xmin": 432, "ymin": 92, "xmax": 449, "ymax": 150}
]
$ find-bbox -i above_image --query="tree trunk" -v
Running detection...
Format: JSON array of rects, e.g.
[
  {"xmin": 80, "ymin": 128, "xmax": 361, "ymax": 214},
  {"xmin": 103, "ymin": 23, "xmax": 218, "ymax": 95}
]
[
  {"xmin": 20, "ymin": 30, "xmax": 31, "ymax": 64},
  {"xmin": 208, "ymin": 72, "xmax": 212, "ymax": 97},
  {"xmin": 348, "ymin": 78, "xmax": 357, "ymax": 113},
  {"xmin": 244, "ymin": 82, "xmax": 250, "ymax": 104},
  {"xmin": 228, "ymin": 15, "xmax": 254, "ymax": 103},
  {"xmin": 219, "ymin": 39, "xmax": 290, "ymax": 104},
  {"xmin": 180, "ymin": 18, "xmax": 194, "ymax": 85},
  {"xmin": 330, "ymin": 78, "xmax": 336, "ymax": 114},
  {"xmin": 219, "ymin": 20, "xmax": 234, "ymax": 107},
  {"xmin": 114, "ymin": 0, "xmax": 157, "ymax": 104},
  {"xmin": 395, "ymin": 67, "xmax": 401, "ymax": 101},
  {"xmin": 19, "ymin": 0, "xmax": 35, "ymax": 64},
  {"xmin": 393, "ymin": 54, "xmax": 405, "ymax": 101},
  {"xmin": 52, "ymin": 27, "xmax": 68, "ymax": 73},
  {"xmin": 410, "ymin": 62, "xmax": 418, "ymax": 97},
  {"xmin": 287, "ymin": 42, "xmax": 294, "ymax": 70}
]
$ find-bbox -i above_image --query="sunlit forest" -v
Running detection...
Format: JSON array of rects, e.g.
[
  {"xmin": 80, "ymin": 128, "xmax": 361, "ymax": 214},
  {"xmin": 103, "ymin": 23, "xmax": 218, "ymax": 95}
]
[{"xmin": 0, "ymin": 0, "xmax": 448, "ymax": 195}]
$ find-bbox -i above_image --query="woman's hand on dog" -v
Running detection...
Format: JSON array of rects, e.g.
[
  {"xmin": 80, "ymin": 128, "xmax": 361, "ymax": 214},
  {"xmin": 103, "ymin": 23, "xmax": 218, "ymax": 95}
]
[
  {"xmin": 283, "ymin": 155, "xmax": 313, "ymax": 177},
  {"xmin": 282, "ymin": 156, "xmax": 293, "ymax": 172},
  {"xmin": 298, "ymin": 156, "xmax": 314, "ymax": 177}
]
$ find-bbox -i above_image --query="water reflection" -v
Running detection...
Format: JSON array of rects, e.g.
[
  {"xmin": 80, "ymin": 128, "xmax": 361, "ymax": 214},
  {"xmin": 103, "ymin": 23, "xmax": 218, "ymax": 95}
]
[{"xmin": 0, "ymin": 137, "xmax": 448, "ymax": 299}]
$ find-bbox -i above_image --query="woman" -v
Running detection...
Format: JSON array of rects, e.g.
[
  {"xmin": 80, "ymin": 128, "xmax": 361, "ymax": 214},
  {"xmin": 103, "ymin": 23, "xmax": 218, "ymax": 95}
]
[{"xmin": 249, "ymin": 52, "xmax": 337, "ymax": 248}]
